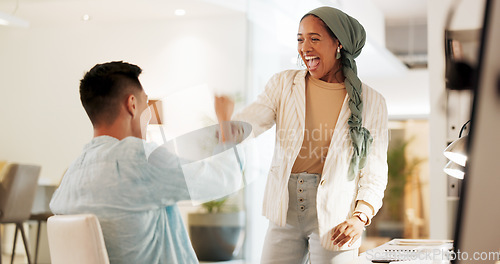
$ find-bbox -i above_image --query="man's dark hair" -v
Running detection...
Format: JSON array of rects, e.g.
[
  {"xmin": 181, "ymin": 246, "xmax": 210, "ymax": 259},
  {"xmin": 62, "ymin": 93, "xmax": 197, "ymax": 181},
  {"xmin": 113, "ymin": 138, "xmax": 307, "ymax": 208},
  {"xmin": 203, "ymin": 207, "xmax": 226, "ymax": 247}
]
[{"xmin": 80, "ymin": 61, "xmax": 143, "ymax": 126}]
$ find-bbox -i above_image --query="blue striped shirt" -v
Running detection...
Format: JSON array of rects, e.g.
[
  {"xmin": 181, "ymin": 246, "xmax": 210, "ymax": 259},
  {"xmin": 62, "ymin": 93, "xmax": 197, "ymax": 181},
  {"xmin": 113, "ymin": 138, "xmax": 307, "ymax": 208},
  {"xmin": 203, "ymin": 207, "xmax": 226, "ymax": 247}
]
[{"xmin": 50, "ymin": 136, "xmax": 198, "ymax": 264}]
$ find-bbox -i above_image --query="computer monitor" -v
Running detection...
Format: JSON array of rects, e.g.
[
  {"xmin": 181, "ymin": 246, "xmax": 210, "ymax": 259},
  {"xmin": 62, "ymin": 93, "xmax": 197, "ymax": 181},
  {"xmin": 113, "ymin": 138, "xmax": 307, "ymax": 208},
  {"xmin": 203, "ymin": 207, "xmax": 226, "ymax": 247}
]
[{"xmin": 453, "ymin": 0, "xmax": 500, "ymax": 263}]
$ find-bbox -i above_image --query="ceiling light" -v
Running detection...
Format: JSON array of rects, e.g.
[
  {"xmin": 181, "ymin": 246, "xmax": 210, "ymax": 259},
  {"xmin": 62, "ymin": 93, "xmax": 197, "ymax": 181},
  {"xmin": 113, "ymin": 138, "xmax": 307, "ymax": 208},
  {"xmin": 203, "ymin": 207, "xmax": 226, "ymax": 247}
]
[
  {"xmin": 175, "ymin": 9, "xmax": 186, "ymax": 16},
  {"xmin": 0, "ymin": 10, "xmax": 29, "ymax": 28},
  {"xmin": 82, "ymin": 14, "xmax": 91, "ymax": 21}
]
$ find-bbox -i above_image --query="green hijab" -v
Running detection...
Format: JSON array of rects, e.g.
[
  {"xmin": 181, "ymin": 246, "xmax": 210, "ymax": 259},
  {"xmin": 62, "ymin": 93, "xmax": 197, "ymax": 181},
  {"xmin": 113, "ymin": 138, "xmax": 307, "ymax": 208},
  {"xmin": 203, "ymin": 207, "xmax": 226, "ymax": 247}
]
[{"xmin": 305, "ymin": 6, "xmax": 373, "ymax": 180}]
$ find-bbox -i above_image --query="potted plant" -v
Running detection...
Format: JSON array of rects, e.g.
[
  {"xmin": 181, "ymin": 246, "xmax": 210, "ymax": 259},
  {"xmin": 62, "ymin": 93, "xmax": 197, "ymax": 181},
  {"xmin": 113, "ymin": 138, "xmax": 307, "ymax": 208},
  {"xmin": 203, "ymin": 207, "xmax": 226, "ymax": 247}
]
[
  {"xmin": 188, "ymin": 97, "xmax": 247, "ymax": 261},
  {"xmin": 372, "ymin": 137, "xmax": 425, "ymax": 238},
  {"xmin": 188, "ymin": 192, "xmax": 245, "ymax": 261}
]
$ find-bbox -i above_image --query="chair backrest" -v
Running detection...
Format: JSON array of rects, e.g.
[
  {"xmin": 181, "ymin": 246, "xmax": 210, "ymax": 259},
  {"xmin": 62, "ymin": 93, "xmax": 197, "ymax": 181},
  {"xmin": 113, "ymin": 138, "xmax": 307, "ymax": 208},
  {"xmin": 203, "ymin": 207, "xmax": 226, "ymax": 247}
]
[
  {"xmin": 47, "ymin": 214, "xmax": 110, "ymax": 264},
  {"xmin": 0, "ymin": 163, "xmax": 41, "ymax": 222},
  {"xmin": 0, "ymin": 160, "xmax": 7, "ymax": 179}
]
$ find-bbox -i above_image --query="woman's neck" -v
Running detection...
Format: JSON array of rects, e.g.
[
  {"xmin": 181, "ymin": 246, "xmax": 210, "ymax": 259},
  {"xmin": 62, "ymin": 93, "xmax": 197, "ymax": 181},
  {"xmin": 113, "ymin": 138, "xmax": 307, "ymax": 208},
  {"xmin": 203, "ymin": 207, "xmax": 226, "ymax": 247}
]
[
  {"xmin": 315, "ymin": 70, "xmax": 345, "ymax": 83},
  {"xmin": 317, "ymin": 63, "xmax": 345, "ymax": 83}
]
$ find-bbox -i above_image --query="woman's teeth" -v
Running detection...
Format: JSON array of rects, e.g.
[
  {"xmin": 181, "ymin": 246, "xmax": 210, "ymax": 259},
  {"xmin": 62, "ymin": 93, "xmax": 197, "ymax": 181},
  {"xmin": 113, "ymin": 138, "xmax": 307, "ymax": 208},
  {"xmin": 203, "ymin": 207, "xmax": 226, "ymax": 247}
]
[{"xmin": 305, "ymin": 56, "xmax": 319, "ymax": 60}]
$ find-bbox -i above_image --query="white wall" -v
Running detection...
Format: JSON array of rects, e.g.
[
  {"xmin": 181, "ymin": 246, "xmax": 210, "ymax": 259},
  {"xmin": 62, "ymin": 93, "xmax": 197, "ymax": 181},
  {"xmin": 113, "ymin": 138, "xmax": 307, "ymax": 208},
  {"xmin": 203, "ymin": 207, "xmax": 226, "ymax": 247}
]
[
  {"xmin": 0, "ymin": 14, "xmax": 247, "ymax": 184},
  {"xmin": 364, "ymin": 69, "xmax": 429, "ymax": 119}
]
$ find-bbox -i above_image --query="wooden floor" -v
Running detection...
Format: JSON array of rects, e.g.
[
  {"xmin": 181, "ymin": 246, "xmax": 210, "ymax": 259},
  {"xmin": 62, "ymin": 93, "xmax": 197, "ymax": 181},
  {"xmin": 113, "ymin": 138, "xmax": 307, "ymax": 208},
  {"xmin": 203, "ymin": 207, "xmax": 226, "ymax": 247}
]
[{"xmin": 1, "ymin": 253, "xmax": 247, "ymax": 264}]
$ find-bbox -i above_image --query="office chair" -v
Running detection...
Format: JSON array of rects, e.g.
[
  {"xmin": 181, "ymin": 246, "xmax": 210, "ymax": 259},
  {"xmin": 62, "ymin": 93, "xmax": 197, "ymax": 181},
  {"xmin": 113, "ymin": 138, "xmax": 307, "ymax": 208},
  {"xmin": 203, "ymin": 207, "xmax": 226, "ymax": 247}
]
[
  {"xmin": 0, "ymin": 163, "xmax": 41, "ymax": 264},
  {"xmin": 47, "ymin": 214, "xmax": 109, "ymax": 264}
]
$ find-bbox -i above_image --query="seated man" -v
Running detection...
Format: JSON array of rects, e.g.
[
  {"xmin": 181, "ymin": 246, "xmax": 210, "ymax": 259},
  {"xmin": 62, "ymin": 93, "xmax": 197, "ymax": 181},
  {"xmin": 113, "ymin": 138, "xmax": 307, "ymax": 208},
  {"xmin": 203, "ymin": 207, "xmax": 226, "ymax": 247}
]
[{"xmin": 50, "ymin": 61, "xmax": 198, "ymax": 263}]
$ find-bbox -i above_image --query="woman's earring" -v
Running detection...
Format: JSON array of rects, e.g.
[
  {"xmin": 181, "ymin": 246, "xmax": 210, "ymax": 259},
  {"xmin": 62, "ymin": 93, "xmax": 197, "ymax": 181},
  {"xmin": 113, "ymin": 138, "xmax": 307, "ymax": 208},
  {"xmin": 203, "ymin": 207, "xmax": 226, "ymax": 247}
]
[{"xmin": 336, "ymin": 46, "xmax": 341, "ymax": 59}]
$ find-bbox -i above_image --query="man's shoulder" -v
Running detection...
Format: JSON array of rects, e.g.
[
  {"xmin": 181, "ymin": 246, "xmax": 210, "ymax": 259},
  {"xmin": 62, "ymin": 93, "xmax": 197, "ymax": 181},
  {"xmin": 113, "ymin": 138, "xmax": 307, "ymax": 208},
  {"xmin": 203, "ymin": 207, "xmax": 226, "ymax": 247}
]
[
  {"xmin": 86, "ymin": 136, "xmax": 147, "ymax": 161},
  {"xmin": 61, "ymin": 136, "xmax": 149, "ymax": 180}
]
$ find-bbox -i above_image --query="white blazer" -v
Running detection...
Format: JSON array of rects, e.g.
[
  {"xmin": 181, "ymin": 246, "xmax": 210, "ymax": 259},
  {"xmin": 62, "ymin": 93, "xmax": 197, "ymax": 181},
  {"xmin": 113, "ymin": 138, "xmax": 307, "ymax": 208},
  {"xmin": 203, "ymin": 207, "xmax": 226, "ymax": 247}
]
[{"xmin": 234, "ymin": 69, "xmax": 388, "ymax": 251}]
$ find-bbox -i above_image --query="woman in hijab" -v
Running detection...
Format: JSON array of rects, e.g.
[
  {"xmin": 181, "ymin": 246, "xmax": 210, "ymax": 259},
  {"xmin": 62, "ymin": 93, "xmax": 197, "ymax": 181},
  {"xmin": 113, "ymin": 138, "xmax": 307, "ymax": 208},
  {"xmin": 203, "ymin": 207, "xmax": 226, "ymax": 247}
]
[{"xmin": 215, "ymin": 6, "xmax": 388, "ymax": 263}]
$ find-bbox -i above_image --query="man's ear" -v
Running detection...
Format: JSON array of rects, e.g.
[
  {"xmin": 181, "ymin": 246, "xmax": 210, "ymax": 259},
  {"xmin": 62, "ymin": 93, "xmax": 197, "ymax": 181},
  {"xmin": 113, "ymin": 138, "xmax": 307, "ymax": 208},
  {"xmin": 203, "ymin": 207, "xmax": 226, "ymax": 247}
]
[{"xmin": 125, "ymin": 94, "xmax": 137, "ymax": 118}]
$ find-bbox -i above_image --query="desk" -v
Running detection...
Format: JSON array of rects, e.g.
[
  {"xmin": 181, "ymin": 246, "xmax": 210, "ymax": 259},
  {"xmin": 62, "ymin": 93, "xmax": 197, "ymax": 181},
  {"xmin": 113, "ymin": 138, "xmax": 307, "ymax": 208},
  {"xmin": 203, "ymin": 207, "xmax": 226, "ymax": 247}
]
[
  {"xmin": 352, "ymin": 239, "xmax": 453, "ymax": 264},
  {"xmin": 29, "ymin": 183, "xmax": 58, "ymax": 264},
  {"xmin": 0, "ymin": 182, "xmax": 57, "ymax": 263},
  {"xmin": 31, "ymin": 182, "xmax": 58, "ymax": 215}
]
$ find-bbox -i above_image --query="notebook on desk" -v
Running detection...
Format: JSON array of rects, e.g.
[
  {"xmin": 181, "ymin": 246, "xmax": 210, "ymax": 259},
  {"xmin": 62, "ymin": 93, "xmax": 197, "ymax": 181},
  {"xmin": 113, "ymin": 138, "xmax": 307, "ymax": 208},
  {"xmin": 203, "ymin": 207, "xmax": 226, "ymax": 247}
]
[{"xmin": 365, "ymin": 239, "xmax": 454, "ymax": 263}]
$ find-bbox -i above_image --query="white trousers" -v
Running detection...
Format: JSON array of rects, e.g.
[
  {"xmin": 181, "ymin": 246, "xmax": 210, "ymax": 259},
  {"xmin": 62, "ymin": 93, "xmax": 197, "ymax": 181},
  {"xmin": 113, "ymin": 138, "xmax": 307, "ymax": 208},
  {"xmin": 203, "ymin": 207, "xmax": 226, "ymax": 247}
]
[{"xmin": 261, "ymin": 173, "xmax": 358, "ymax": 264}]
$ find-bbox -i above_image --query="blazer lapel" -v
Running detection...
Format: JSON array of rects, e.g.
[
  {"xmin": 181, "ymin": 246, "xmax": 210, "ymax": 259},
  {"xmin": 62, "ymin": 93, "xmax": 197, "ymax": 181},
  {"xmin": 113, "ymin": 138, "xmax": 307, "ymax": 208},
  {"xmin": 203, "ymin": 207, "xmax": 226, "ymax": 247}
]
[{"xmin": 291, "ymin": 70, "xmax": 307, "ymax": 130}]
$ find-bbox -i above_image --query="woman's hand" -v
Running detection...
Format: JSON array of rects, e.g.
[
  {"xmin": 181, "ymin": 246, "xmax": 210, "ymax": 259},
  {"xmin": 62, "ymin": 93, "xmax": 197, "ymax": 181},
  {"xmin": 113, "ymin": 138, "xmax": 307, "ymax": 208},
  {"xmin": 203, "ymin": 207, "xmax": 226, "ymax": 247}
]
[
  {"xmin": 331, "ymin": 217, "xmax": 365, "ymax": 247},
  {"xmin": 214, "ymin": 96, "xmax": 235, "ymax": 142},
  {"xmin": 214, "ymin": 95, "xmax": 234, "ymax": 122}
]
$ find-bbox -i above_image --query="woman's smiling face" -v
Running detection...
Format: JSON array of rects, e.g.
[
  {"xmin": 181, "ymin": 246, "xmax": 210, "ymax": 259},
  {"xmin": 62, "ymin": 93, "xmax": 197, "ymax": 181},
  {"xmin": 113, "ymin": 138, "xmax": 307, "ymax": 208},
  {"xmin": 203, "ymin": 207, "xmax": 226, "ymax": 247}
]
[{"xmin": 297, "ymin": 15, "xmax": 342, "ymax": 83}]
